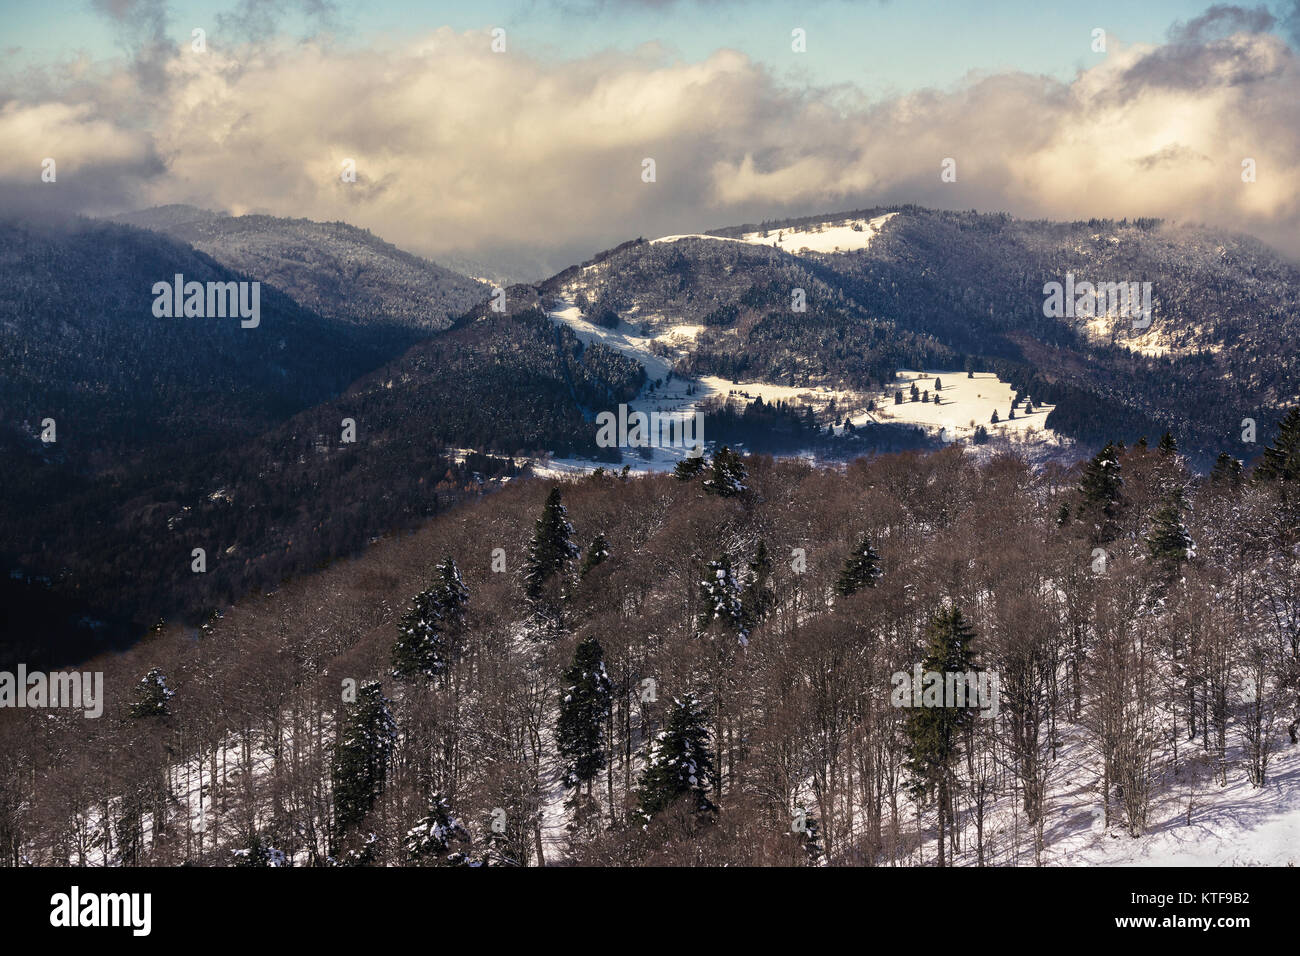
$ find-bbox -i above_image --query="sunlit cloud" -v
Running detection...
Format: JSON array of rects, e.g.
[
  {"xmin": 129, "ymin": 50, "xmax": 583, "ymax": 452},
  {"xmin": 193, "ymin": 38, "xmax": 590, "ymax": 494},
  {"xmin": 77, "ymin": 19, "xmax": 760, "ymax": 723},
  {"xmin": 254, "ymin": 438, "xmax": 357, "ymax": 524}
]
[{"xmin": 2, "ymin": 4, "xmax": 1298, "ymax": 276}]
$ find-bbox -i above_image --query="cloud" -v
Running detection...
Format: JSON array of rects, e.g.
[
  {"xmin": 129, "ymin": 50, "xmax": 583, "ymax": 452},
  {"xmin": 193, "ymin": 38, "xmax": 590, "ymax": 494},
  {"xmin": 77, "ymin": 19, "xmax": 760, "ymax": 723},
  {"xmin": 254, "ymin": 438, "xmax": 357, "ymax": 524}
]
[
  {"xmin": 2, "ymin": 4, "xmax": 1300, "ymax": 276},
  {"xmin": 213, "ymin": 0, "xmax": 341, "ymax": 45},
  {"xmin": 1117, "ymin": 4, "xmax": 1285, "ymax": 93},
  {"xmin": 0, "ymin": 100, "xmax": 165, "ymax": 216},
  {"xmin": 1278, "ymin": 0, "xmax": 1300, "ymax": 46},
  {"xmin": 90, "ymin": 0, "xmax": 172, "ymax": 93}
]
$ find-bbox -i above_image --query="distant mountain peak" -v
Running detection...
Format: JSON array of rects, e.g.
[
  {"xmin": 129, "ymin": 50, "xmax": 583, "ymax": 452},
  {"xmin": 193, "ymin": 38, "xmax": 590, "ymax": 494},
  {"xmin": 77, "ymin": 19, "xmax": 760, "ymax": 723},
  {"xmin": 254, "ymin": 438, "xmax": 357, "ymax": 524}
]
[{"xmin": 106, "ymin": 206, "xmax": 488, "ymax": 333}]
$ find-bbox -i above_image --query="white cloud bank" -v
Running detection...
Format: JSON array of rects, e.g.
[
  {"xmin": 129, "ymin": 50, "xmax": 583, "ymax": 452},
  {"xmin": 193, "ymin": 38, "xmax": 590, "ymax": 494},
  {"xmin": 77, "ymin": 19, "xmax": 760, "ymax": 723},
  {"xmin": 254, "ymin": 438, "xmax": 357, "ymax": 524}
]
[{"xmin": 2, "ymin": 5, "xmax": 1299, "ymax": 276}]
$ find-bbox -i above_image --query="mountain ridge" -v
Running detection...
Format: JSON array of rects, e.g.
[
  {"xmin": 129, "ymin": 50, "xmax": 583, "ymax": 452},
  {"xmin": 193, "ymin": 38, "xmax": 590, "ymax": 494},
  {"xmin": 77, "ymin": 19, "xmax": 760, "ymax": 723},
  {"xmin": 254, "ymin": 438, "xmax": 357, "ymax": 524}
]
[{"xmin": 107, "ymin": 204, "xmax": 489, "ymax": 336}]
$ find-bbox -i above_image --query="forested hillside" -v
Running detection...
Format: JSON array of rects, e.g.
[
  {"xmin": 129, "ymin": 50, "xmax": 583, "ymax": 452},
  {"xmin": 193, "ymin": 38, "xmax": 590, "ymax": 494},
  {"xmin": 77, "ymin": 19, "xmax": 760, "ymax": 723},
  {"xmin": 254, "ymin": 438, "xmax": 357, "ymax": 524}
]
[
  {"xmin": 6, "ymin": 415, "xmax": 1298, "ymax": 866},
  {"xmin": 0, "ymin": 216, "xmax": 415, "ymax": 660},
  {"xmin": 110, "ymin": 206, "xmax": 488, "ymax": 339},
  {"xmin": 819, "ymin": 207, "xmax": 1300, "ymax": 458},
  {"xmin": 542, "ymin": 206, "xmax": 1300, "ymax": 464},
  {"xmin": 0, "ymin": 265, "xmax": 646, "ymax": 665}
]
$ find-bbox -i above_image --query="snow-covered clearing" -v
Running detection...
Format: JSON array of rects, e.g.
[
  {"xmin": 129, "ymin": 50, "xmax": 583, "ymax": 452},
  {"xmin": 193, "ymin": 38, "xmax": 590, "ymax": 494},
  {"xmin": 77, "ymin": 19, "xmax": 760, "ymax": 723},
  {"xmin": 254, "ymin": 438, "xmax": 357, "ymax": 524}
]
[
  {"xmin": 544, "ymin": 297, "xmax": 864, "ymax": 473},
  {"xmin": 1083, "ymin": 312, "xmax": 1177, "ymax": 358},
  {"xmin": 1040, "ymin": 728, "xmax": 1300, "ymax": 866},
  {"xmin": 538, "ymin": 300, "xmax": 1069, "ymax": 475},
  {"xmin": 861, "ymin": 370, "xmax": 1058, "ymax": 443},
  {"xmin": 653, "ymin": 213, "xmax": 899, "ymax": 256}
]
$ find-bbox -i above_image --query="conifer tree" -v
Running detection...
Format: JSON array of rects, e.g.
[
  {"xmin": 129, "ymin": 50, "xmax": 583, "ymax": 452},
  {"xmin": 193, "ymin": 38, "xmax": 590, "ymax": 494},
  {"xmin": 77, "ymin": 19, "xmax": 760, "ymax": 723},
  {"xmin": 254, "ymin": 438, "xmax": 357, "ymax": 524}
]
[
  {"xmin": 1147, "ymin": 490, "xmax": 1194, "ymax": 573},
  {"xmin": 703, "ymin": 447, "xmax": 747, "ymax": 497},
  {"xmin": 556, "ymin": 636, "xmax": 613, "ymax": 802},
  {"xmin": 1211, "ymin": 452, "xmax": 1243, "ymax": 485},
  {"xmin": 233, "ymin": 832, "xmax": 284, "ymax": 868},
  {"xmin": 392, "ymin": 557, "xmax": 468, "ymax": 681},
  {"xmin": 579, "ymin": 532, "xmax": 610, "ymax": 578},
  {"xmin": 903, "ymin": 607, "xmax": 978, "ymax": 867},
  {"xmin": 391, "ymin": 587, "xmax": 448, "ymax": 680},
  {"xmin": 524, "ymin": 487, "xmax": 580, "ymax": 599},
  {"xmin": 699, "ymin": 556, "xmax": 748, "ymax": 643},
  {"xmin": 403, "ymin": 793, "xmax": 470, "ymax": 865},
  {"xmin": 1254, "ymin": 407, "xmax": 1300, "ymax": 486},
  {"xmin": 431, "ymin": 556, "xmax": 468, "ymax": 631},
  {"xmin": 835, "ymin": 535, "xmax": 883, "ymax": 596},
  {"xmin": 673, "ymin": 454, "xmax": 706, "ymax": 481},
  {"xmin": 1077, "ymin": 441, "xmax": 1124, "ymax": 543},
  {"xmin": 1157, "ymin": 431, "xmax": 1178, "ymax": 455},
  {"xmin": 233, "ymin": 832, "xmax": 275, "ymax": 866},
  {"xmin": 129, "ymin": 667, "xmax": 174, "ymax": 718},
  {"xmin": 332, "ymin": 681, "xmax": 397, "ymax": 842},
  {"xmin": 638, "ymin": 694, "xmax": 716, "ymax": 819}
]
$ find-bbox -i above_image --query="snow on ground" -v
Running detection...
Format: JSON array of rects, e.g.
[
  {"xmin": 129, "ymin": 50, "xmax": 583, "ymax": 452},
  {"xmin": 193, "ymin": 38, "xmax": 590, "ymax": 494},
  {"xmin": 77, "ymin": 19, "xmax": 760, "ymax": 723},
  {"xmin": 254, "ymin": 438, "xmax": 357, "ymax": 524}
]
[
  {"xmin": 1038, "ymin": 728, "xmax": 1300, "ymax": 867},
  {"xmin": 539, "ymin": 299, "xmax": 1069, "ymax": 476},
  {"xmin": 70, "ymin": 720, "xmax": 311, "ymax": 866},
  {"xmin": 543, "ymin": 297, "xmax": 864, "ymax": 474},
  {"xmin": 861, "ymin": 370, "xmax": 1057, "ymax": 444},
  {"xmin": 653, "ymin": 212, "xmax": 898, "ymax": 256},
  {"xmin": 1083, "ymin": 312, "xmax": 1175, "ymax": 358},
  {"xmin": 891, "ymin": 721, "xmax": 1300, "ymax": 868}
]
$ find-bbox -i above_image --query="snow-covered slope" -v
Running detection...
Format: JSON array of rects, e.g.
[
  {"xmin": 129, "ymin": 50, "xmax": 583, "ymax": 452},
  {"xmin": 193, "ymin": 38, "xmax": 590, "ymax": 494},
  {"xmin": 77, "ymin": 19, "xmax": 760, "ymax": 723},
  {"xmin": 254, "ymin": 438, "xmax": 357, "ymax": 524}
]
[
  {"xmin": 540, "ymin": 297, "xmax": 867, "ymax": 473},
  {"xmin": 538, "ymin": 302, "xmax": 1068, "ymax": 475},
  {"xmin": 887, "ymin": 719, "xmax": 1300, "ymax": 868},
  {"xmin": 861, "ymin": 371, "xmax": 1060, "ymax": 444},
  {"xmin": 653, "ymin": 212, "xmax": 898, "ymax": 255}
]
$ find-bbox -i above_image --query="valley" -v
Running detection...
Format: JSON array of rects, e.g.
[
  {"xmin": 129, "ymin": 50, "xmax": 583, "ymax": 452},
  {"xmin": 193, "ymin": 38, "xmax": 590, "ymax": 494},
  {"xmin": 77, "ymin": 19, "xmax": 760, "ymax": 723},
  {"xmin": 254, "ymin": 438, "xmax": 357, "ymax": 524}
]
[{"xmin": 3, "ymin": 202, "xmax": 1300, "ymax": 873}]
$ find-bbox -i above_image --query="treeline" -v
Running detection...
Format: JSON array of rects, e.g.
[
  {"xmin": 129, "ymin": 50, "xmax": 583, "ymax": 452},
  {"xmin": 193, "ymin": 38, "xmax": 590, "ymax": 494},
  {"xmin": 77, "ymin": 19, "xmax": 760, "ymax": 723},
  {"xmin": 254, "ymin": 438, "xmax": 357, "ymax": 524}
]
[
  {"xmin": 4, "ymin": 411, "xmax": 1299, "ymax": 866},
  {"xmin": 700, "ymin": 395, "xmax": 935, "ymax": 457}
]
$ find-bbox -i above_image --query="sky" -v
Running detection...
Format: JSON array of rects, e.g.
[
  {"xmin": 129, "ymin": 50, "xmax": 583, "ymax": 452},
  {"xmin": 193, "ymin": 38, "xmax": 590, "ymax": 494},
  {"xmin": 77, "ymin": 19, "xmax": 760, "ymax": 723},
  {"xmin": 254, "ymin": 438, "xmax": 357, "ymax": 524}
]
[
  {"xmin": 4, "ymin": 0, "xmax": 1225, "ymax": 92},
  {"xmin": 3, "ymin": 0, "xmax": 1300, "ymax": 276}
]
